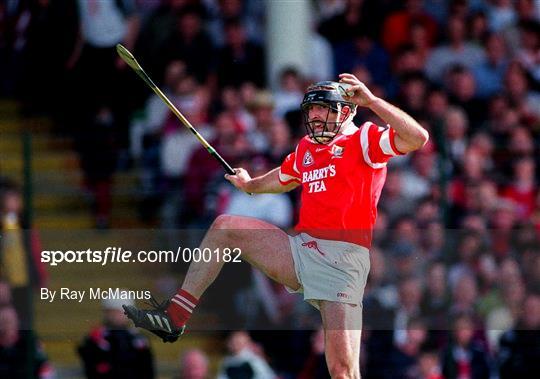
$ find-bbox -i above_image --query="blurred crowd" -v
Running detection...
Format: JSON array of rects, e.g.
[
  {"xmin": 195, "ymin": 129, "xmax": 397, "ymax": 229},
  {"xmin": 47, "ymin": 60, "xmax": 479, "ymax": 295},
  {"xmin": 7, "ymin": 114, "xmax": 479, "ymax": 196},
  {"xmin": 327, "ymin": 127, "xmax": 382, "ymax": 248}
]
[{"xmin": 1, "ymin": 0, "xmax": 540, "ymax": 378}]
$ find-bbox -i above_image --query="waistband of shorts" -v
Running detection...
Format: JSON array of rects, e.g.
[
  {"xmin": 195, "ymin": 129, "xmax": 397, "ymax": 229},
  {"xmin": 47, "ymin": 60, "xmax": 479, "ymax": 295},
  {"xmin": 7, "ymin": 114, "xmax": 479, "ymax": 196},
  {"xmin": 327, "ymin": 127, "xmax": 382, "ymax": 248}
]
[
  {"xmin": 297, "ymin": 232, "xmax": 370, "ymax": 255},
  {"xmin": 294, "ymin": 228, "xmax": 372, "ymax": 249}
]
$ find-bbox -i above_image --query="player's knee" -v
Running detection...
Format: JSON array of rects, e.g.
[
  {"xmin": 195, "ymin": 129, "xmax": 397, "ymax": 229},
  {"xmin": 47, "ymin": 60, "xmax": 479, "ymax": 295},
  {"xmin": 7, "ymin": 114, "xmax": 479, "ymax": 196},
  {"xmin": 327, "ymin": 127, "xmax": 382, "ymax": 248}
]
[
  {"xmin": 328, "ymin": 360, "xmax": 356, "ymax": 379},
  {"xmin": 211, "ymin": 214, "xmax": 235, "ymax": 230},
  {"xmin": 211, "ymin": 214, "xmax": 241, "ymax": 240}
]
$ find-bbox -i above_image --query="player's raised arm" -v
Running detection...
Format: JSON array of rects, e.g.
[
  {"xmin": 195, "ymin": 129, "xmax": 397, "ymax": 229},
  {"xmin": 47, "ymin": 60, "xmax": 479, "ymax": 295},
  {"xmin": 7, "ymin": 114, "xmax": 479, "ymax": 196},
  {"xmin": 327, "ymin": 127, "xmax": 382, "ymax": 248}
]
[
  {"xmin": 339, "ymin": 73, "xmax": 429, "ymax": 154},
  {"xmin": 225, "ymin": 167, "xmax": 299, "ymax": 194}
]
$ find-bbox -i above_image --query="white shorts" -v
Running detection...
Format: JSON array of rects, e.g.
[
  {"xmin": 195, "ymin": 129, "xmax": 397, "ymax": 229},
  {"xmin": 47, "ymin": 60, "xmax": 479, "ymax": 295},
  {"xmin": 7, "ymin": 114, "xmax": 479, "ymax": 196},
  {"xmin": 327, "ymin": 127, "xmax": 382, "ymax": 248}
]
[{"xmin": 286, "ymin": 233, "xmax": 370, "ymax": 310}]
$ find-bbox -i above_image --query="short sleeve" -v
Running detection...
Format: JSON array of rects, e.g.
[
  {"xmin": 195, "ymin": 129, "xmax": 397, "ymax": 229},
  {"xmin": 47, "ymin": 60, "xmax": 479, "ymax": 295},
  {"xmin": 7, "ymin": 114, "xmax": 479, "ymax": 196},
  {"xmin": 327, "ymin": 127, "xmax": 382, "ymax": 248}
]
[
  {"xmin": 279, "ymin": 151, "xmax": 301, "ymax": 185},
  {"xmin": 359, "ymin": 122, "xmax": 404, "ymax": 168}
]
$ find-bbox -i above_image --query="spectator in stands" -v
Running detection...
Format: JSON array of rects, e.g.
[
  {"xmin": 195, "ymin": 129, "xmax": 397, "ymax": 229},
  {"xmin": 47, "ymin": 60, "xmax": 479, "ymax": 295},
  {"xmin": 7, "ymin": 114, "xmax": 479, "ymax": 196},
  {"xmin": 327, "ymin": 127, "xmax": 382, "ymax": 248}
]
[
  {"xmin": 418, "ymin": 348, "xmax": 443, "ymax": 379},
  {"xmin": 480, "ymin": 94, "xmax": 515, "ymax": 146},
  {"xmin": 498, "ymin": 293, "xmax": 540, "ymax": 378},
  {"xmin": 409, "ymin": 19, "xmax": 434, "ymax": 65},
  {"xmin": 391, "ymin": 45, "xmax": 427, "ymax": 89},
  {"xmin": 487, "ymin": 0, "xmax": 518, "ymax": 32},
  {"xmin": 265, "ymin": 120, "xmax": 293, "ymax": 165},
  {"xmin": 425, "ymin": 87, "xmax": 450, "ymax": 126},
  {"xmin": 443, "ymin": 106, "xmax": 469, "ymax": 169},
  {"xmin": 177, "ymin": 348, "xmax": 210, "ymax": 379},
  {"xmin": 131, "ymin": 60, "xmax": 186, "ymax": 160},
  {"xmin": 504, "ymin": 61, "xmax": 540, "ymax": 122},
  {"xmin": 468, "ymin": 132, "xmax": 495, "ymax": 172},
  {"xmin": 221, "ymin": 154, "xmax": 293, "ymax": 229},
  {"xmin": 243, "ymin": 267, "xmax": 300, "ymax": 329},
  {"xmin": 317, "ymin": 0, "xmax": 375, "ymax": 45},
  {"xmin": 182, "ymin": 111, "xmax": 250, "ymax": 226},
  {"xmin": 158, "ymin": 5, "xmax": 215, "ymax": 84},
  {"xmin": 472, "ymin": 33, "xmax": 509, "ymax": 99},
  {"xmin": 298, "ymin": 328, "xmax": 329, "ymax": 379},
  {"xmin": 397, "ymin": 71, "xmax": 429, "ymax": 120},
  {"xmin": 67, "ymin": 0, "xmax": 141, "ymax": 164},
  {"xmin": 0, "ymin": 180, "xmax": 46, "ymax": 327},
  {"xmin": 382, "ymin": 0, "xmax": 438, "ymax": 54},
  {"xmin": 441, "ymin": 313, "xmax": 492, "ymax": 379},
  {"xmin": 425, "ymin": 15, "xmax": 485, "ymax": 83},
  {"xmin": 364, "ymin": 245, "xmax": 396, "ymax": 307},
  {"xmin": 448, "ymin": 274, "xmax": 483, "ymax": 326},
  {"xmin": 0, "ymin": 182, "xmax": 29, "ymax": 291},
  {"xmin": 130, "ymin": 60, "xmax": 187, "ymax": 222},
  {"xmin": 468, "ymin": 11, "xmax": 489, "ymax": 45},
  {"xmin": 135, "ymin": 0, "xmax": 195, "ymax": 77},
  {"xmin": 389, "ymin": 317, "xmax": 429, "ymax": 379},
  {"xmin": 78, "ymin": 296, "xmax": 154, "ymax": 379},
  {"xmin": 390, "ymin": 242, "xmax": 423, "ymax": 281},
  {"xmin": 207, "ymin": 0, "xmax": 263, "ymax": 47},
  {"xmin": 216, "ymin": 18, "xmax": 265, "ymax": 88},
  {"xmin": 160, "ymin": 74, "xmax": 212, "ymax": 179},
  {"xmin": 16, "ymin": 0, "xmax": 78, "ymax": 118},
  {"xmin": 273, "ymin": 67, "xmax": 305, "ymax": 119},
  {"xmin": 307, "ymin": 23, "xmax": 335, "ymax": 83},
  {"xmin": 445, "ymin": 65, "xmax": 486, "ymax": 128},
  {"xmin": 245, "ymin": 91, "xmax": 278, "ymax": 153},
  {"xmin": 380, "ymin": 169, "xmax": 416, "ymax": 223},
  {"xmin": 217, "ymin": 331, "xmax": 276, "ymax": 379},
  {"xmin": 419, "ymin": 219, "xmax": 445, "ymax": 260},
  {"xmin": 400, "ymin": 142, "xmax": 437, "ymax": 200},
  {"xmin": 484, "ymin": 274, "xmax": 526, "ymax": 348},
  {"xmin": 393, "ymin": 276, "xmax": 424, "ymax": 347},
  {"xmin": 334, "ymin": 27, "xmax": 391, "ymax": 89},
  {"xmin": 489, "ymin": 200, "xmax": 518, "ymax": 261},
  {"xmin": 219, "ymin": 86, "xmax": 256, "ymax": 134},
  {"xmin": 501, "ymin": 157, "xmax": 537, "ymax": 220},
  {"xmin": 0, "ymin": 305, "xmax": 54, "ymax": 378},
  {"xmin": 76, "ymin": 105, "xmax": 118, "ymax": 229},
  {"xmin": 420, "ymin": 262, "xmax": 450, "ymax": 331},
  {"xmin": 448, "ymin": 231, "xmax": 484, "ymax": 287}
]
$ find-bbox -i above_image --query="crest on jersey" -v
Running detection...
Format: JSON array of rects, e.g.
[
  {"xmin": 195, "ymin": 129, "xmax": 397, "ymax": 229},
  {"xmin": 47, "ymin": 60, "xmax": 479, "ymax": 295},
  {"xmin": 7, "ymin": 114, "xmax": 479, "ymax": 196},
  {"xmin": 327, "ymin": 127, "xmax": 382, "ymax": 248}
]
[
  {"xmin": 331, "ymin": 145, "xmax": 344, "ymax": 158},
  {"xmin": 303, "ymin": 150, "xmax": 314, "ymax": 166}
]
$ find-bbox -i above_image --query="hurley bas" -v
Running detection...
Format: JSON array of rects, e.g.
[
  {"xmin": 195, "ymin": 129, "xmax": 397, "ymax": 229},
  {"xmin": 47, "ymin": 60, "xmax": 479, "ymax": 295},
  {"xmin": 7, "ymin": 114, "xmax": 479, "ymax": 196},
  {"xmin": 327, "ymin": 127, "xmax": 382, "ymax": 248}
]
[{"xmin": 41, "ymin": 287, "xmax": 151, "ymax": 303}]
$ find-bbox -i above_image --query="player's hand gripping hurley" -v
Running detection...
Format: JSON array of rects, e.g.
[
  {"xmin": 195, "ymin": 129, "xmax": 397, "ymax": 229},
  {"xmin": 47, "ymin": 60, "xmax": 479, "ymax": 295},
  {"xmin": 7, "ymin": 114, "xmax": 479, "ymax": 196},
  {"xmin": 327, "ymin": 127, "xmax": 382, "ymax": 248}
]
[{"xmin": 116, "ymin": 43, "xmax": 236, "ymax": 176}]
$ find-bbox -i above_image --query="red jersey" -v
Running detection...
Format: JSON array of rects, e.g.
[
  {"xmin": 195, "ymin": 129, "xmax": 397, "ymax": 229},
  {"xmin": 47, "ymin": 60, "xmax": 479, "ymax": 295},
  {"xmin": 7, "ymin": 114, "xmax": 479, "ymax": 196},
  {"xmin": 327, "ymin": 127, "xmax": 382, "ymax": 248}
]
[{"xmin": 279, "ymin": 122, "xmax": 403, "ymax": 248}]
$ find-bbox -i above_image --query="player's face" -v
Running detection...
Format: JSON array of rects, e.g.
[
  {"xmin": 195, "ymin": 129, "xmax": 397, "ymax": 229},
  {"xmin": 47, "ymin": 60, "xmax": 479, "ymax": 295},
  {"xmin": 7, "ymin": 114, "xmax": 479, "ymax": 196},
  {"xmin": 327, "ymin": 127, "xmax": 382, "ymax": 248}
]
[
  {"xmin": 307, "ymin": 104, "xmax": 339, "ymax": 132},
  {"xmin": 304, "ymin": 102, "xmax": 351, "ymax": 143}
]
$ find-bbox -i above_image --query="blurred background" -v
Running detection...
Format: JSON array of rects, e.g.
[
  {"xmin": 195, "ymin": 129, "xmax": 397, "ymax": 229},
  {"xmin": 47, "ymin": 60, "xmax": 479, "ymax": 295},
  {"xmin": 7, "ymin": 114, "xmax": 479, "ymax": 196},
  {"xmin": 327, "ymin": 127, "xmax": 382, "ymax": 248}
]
[{"xmin": 1, "ymin": 0, "xmax": 540, "ymax": 378}]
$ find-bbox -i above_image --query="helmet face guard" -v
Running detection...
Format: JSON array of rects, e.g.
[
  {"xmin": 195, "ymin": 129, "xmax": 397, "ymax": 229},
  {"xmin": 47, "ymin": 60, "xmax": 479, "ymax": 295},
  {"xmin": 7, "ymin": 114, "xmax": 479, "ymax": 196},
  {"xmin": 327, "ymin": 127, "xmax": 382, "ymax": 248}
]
[{"xmin": 301, "ymin": 82, "xmax": 357, "ymax": 144}]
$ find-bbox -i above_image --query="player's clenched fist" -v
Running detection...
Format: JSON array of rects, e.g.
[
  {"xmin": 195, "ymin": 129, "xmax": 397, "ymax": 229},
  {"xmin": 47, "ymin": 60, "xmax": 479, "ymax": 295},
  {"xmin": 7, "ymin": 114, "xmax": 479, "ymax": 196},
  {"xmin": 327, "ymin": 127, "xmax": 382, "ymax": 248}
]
[
  {"xmin": 225, "ymin": 168, "xmax": 252, "ymax": 191},
  {"xmin": 338, "ymin": 73, "xmax": 378, "ymax": 108}
]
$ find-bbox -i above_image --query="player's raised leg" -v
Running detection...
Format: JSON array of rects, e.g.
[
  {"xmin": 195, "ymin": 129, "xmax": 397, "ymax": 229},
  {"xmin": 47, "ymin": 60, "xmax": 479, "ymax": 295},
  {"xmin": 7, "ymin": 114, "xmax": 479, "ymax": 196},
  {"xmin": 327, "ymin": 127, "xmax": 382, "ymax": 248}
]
[
  {"xmin": 319, "ymin": 301, "xmax": 363, "ymax": 379},
  {"xmin": 181, "ymin": 214, "xmax": 300, "ymax": 297},
  {"xmin": 124, "ymin": 214, "xmax": 300, "ymax": 342}
]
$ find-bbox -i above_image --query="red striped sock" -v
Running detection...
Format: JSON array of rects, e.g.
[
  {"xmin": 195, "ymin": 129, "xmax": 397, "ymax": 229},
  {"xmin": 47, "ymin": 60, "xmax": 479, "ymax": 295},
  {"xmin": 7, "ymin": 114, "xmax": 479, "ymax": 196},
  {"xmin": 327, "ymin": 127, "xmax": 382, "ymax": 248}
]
[{"xmin": 166, "ymin": 289, "xmax": 199, "ymax": 328}]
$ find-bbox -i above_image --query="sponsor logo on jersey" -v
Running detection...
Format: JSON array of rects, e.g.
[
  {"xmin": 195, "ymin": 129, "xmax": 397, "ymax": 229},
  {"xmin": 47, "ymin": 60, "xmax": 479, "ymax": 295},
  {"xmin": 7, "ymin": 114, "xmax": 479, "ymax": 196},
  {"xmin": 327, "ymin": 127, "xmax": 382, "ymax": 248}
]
[
  {"xmin": 302, "ymin": 164, "xmax": 336, "ymax": 183},
  {"xmin": 302, "ymin": 164, "xmax": 336, "ymax": 193},
  {"xmin": 331, "ymin": 145, "xmax": 344, "ymax": 158},
  {"xmin": 303, "ymin": 150, "xmax": 314, "ymax": 167}
]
